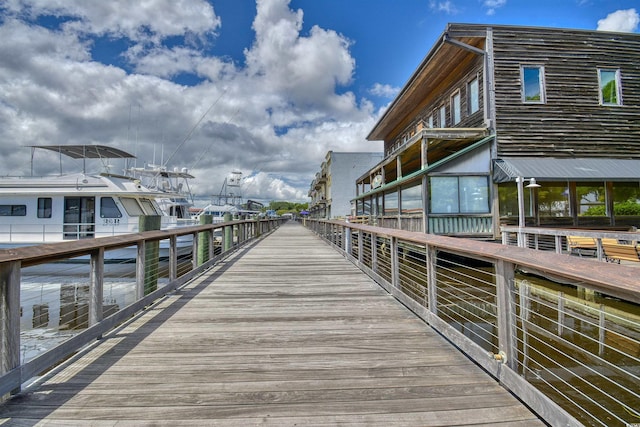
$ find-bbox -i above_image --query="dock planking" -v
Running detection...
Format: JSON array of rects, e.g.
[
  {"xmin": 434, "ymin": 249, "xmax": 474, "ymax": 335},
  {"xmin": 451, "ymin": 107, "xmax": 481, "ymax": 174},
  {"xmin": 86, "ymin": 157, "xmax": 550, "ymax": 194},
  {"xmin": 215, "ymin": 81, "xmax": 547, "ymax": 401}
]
[{"xmin": 0, "ymin": 222, "xmax": 544, "ymax": 426}]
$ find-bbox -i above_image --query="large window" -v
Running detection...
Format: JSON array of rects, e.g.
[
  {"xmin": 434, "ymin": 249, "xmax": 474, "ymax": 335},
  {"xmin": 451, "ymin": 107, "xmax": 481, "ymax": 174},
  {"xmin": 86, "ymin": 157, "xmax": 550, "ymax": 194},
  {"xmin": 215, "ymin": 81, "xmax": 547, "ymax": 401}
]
[
  {"xmin": 521, "ymin": 65, "xmax": 545, "ymax": 103},
  {"xmin": 578, "ymin": 182, "xmax": 606, "ymax": 216},
  {"xmin": 612, "ymin": 182, "xmax": 640, "ymax": 217},
  {"xmin": 0, "ymin": 205, "xmax": 26, "ymax": 216},
  {"xmin": 598, "ymin": 69, "xmax": 622, "ymax": 106},
  {"xmin": 538, "ymin": 182, "xmax": 570, "ymax": 218},
  {"xmin": 401, "ymin": 182, "xmax": 422, "ymax": 214},
  {"xmin": 468, "ymin": 77, "xmax": 479, "ymax": 114},
  {"xmin": 384, "ymin": 190, "xmax": 398, "ymax": 215},
  {"xmin": 451, "ymin": 91, "xmax": 461, "ymax": 125},
  {"xmin": 430, "ymin": 176, "xmax": 489, "ymax": 214}
]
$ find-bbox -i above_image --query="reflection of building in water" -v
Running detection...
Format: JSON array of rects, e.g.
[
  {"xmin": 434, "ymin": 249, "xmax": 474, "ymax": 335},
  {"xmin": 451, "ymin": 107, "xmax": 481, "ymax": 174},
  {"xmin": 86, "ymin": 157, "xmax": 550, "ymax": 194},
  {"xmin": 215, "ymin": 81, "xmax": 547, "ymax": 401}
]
[{"xmin": 32, "ymin": 304, "xmax": 49, "ymax": 328}]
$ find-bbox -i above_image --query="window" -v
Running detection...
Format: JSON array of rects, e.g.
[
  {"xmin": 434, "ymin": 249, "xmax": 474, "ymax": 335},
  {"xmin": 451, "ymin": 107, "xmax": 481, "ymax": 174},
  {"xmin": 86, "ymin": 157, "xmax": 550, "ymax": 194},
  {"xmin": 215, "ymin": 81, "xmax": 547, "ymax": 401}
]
[
  {"xmin": 37, "ymin": 198, "xmax": 52, "ymax": 218},
  {"xmin": 139, "ymin": 198, "xmax": 160, "ymax": 215},
  {"xmin": 451, "ymin": 91, "xmax": 461, "ymax": 125},
  {"xmin": 439, "ymin": 105, "xmax": 446, "ymax": 127},
  {"xmin": 468, "ymin": 77, "xmax": 479, "ymax": 114},
  {"xmin": 100, "ymin": 197, "xmax": 122, "ymax": 218},
  {"xmin": 577, "ymin": 182, "xmax": 606, "ymax": 216},
  {"xmin": 401, "ymin": 182, "xmax": 422, "ymax": 214},
  {"xmin": 427, "ymin": 115, "xmax": 433, "ymax": 128},
  {"xmin": 430, "ymin": 176, "xmax": 489, "ymax": 214},
  {"xmin": 0, "ymin": 205, "xmax": 26, "ymax": 216},
  {"xmin": 119, "ymin": 197, "xmax": 144, "ymax": 216},
  {"xmin": 521, "ymin": 66, "xmax": 545, "ymax": 103},
  {"xmin": 384, "ymin": 190, "xmax": 398, "ymax": 215},
  {"xmin": 598, "ymin": 69, "xmax": 622, "ymax": 105}
]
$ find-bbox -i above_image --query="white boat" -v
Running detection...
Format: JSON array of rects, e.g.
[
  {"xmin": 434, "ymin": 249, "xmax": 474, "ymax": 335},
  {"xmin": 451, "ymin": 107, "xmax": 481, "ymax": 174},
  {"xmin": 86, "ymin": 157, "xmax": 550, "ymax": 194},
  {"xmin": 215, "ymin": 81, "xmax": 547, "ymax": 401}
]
[
  {"xmin": 193, "ymin": 170, "xmax": 262, "ymax": 224},
  {"xmin": 0, "ymin": 145, "xmax": 194, "ymax": 273}
]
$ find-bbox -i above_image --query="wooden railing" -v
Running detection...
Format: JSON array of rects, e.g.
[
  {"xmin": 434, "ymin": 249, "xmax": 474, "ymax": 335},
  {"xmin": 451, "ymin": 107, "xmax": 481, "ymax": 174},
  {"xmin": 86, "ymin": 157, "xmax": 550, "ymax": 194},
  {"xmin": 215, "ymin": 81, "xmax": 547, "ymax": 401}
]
[
  {"xmin": 306, "ymin": 219, "xmax": 639, "ymax": 427},
  {"xmin": 501, "ymin": 225, "xmax": 639, "ymax": 262},
  {"xmin": 0, "ymin": 217, "xmax": 283, "ymax": 397}
]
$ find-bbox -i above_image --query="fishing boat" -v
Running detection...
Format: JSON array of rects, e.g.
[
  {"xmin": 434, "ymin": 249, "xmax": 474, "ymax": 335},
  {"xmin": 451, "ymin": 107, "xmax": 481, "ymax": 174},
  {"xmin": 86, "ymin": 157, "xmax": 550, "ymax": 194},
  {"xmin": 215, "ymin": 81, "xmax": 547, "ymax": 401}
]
[
  {"xmin": 0, "ymin": 145, "xmax": 194, "ymax": 273},
  {"xmin": 194, "ymin": 170, "xmax": 263, "ymax": 223}
]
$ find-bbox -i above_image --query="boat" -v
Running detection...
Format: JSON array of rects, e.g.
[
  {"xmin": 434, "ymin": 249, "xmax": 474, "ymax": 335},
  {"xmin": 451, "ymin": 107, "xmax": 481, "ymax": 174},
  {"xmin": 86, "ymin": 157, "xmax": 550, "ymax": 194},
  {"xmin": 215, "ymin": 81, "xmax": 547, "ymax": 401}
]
[
  {"xmin": 0, "ymin": 145, "xmax": 195, "ymax": 274},
  {"xmin": 194, "ymin": 170, "xmax": 263, "ymax": 224}
]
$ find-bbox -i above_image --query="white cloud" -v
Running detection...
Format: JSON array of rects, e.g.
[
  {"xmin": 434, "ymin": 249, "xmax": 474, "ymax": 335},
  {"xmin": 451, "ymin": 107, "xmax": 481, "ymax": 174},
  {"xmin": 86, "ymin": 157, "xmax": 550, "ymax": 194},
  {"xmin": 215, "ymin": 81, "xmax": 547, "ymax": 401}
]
[
  {"xmin": 597, "ymin": 9, "xmax": 640, "ymax": 32},
  {"xmin": 483, "ymin": 0, "xmax": 507, "ymax": 15},
  {"xmin": 0, "ymin": 0, "xmax": 383, "ymax": 203},
  {"xmin": 369, "ymin": 83, "xmax": 400, "ymax": 98},
  {"xmin": 429, "ymin": 1, "xmax": 459, "ymax": 15}
]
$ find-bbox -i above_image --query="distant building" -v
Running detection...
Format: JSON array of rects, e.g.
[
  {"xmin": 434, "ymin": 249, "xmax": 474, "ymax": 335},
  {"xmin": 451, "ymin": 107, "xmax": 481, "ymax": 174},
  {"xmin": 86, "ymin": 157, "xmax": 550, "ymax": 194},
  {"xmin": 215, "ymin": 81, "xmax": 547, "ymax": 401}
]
[
  {"xmin": 355, "ymin": 23, "xmax": 640, "ymax": 238},
  {"xmin": 309, "ymin": 151, "xmax": 384, "ymax": 219}
]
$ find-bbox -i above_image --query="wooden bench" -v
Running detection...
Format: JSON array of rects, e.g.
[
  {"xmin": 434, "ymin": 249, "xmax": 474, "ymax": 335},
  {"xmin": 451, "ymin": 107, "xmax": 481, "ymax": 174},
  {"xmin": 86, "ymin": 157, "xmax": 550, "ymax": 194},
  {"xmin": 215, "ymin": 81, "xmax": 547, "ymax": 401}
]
[
  {"xmin": 567, "ymin": 236, "xmax": 596, "ymax": 256},
  {"xmin": 602, "ymin": 242, "xmax": 640, "ymax": 263}
]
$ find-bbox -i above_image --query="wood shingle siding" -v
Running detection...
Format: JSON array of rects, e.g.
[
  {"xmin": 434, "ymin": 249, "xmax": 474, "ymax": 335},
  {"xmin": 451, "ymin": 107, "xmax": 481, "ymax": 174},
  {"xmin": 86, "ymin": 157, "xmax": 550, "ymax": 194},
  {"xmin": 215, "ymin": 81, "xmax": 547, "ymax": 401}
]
[{"xmin": 491, "ymin": 27, "xmax": 640, "ymax": 158}]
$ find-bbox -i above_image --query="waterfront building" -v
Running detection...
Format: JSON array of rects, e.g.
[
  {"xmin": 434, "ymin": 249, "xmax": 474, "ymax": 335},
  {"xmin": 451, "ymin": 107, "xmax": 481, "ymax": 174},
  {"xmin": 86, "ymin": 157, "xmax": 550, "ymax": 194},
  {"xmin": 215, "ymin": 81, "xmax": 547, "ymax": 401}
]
[
  {"xmin": 355, "ymin": 23, "xmax": 640, "ymax": 238},
  {"xmin": 309, "ymin": 151, "xmax": 383, "ymax": 219}
]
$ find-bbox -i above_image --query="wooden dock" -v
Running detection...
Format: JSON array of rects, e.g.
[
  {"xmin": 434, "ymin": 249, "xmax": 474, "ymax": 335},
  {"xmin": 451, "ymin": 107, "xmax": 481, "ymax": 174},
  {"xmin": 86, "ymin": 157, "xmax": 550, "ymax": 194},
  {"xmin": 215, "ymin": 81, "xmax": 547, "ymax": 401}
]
[{"xmin": 0, "ymin": 222, "xmax": 543, "ymax": 426}]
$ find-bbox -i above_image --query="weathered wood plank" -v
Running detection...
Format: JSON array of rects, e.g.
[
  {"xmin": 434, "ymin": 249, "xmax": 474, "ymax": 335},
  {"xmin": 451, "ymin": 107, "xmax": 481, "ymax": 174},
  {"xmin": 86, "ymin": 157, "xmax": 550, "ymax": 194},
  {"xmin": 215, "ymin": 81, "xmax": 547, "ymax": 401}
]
[{"xmin": 0, "ymin": 222, "xmax": 544, "ymax": 425}]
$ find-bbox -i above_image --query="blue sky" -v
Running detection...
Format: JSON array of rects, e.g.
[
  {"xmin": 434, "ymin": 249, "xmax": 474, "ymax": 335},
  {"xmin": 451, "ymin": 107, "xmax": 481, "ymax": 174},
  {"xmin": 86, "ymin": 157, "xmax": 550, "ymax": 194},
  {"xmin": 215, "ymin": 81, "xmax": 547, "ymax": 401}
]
[{"xmin": 0, "ymin": 0, "xmax": 638, "ymax": 202}]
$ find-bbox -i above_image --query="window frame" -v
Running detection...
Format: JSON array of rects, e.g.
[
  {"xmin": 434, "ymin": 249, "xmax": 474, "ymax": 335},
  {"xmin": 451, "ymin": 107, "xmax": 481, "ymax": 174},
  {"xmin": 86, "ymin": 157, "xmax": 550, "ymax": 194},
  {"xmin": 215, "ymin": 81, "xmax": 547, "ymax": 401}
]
[
  {"xmin": 520, "ymin": 65, "xmax": 546, "ymax": 104},
  {"xmin": 597, "ymin": 68, "xmax": 622, "ymax": 106},
  {"xmin": 468, "ymin": 76, "xmax": 480, "ymax": 114},
  {"xmin": 451, "ymin": 90, "xmax": 461, "ymax": 125},
  {"xmin": 439, "ymin": 105, "xmax": 446, "ymax": 127}
]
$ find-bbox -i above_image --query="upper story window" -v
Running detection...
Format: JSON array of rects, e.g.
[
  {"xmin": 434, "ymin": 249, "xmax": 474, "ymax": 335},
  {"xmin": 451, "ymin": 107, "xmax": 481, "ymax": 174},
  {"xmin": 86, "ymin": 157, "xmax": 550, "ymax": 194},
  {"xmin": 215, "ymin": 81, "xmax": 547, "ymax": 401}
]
[
  {"xmin": 598, "ymin": 69, "xmax": 622, "ymax": 105},
  {"xmin": 427, "ymin": 115, "xmax": 433, "ymax": 128},
  {"xmin": 521, "ymin": 65, "xmax": 545, "ymax": 103},
  {"xmin": 468, "ymin": 77, "xmax": 480, "ymax": 114},
  {"xmin": 451, "ymin": 91, "xmax": 461, "ymax": 125},
  {"xmin": 439, "ymin": 105, "xmax": 446, "ymax": 127}
]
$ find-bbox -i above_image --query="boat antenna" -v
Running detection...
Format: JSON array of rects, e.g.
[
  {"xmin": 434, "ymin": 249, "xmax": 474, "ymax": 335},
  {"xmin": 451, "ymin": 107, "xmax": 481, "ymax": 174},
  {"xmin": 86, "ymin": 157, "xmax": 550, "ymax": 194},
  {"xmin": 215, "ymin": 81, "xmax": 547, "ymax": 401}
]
[{"xmin": 163, "ymin": 87, "xmax": 227, "ymax": 168}]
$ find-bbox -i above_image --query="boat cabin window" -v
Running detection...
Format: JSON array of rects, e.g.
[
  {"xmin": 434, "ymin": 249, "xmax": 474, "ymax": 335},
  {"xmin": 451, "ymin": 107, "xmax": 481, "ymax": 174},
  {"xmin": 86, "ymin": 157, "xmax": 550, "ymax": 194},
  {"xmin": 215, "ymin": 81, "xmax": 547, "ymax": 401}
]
[
  {"xmin": 37, "ymin": 198, "xmax": 52, "ymax": 218},
  {"xmin": 119, "ymin": 197, "xmax": 145, "ymax": 216},
  {"xmin": 0, "ymin": 205, "xmax": 27, "ymax": 216},
  {"xmin": 100, "ymin": 197, "xmax": 122, "ymax": 218},
  {"xmin": 139, "ymin": 198, "xmax": 160, "ymax": 215}
]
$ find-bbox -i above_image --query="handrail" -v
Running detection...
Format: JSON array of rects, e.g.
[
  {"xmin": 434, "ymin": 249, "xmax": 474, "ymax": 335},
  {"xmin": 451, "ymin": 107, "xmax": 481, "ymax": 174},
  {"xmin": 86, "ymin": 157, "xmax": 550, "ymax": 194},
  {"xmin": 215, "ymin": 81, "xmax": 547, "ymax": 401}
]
[
  {"xmin": 0, "ymin": 217, "xmax": 285, "ymax": 397},
  {"xmin": 306, "ymin": 219, "xmax": 640, "ymax": 427}
]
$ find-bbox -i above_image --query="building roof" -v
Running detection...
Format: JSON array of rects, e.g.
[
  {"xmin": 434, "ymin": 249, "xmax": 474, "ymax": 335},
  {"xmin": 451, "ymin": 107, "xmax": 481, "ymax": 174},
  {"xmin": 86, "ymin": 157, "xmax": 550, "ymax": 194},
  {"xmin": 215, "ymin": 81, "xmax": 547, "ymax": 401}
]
[{"xmin": 493, "ymin": 158, "xmax": 640, "ymax": 182}]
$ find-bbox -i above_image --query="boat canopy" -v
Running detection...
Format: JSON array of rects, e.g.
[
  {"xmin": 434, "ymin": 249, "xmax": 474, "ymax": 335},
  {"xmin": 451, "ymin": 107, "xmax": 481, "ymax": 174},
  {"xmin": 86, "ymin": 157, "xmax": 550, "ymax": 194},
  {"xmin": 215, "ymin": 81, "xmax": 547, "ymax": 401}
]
[{"xmin": 29, "ymin": 145, "xmax": 135, "ymax": 159}]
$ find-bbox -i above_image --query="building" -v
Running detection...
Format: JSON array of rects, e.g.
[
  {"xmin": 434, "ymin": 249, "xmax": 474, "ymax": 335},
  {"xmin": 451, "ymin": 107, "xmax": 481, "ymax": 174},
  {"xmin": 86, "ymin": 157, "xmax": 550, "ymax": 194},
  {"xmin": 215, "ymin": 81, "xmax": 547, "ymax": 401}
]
[
  {"xmin": 309, "ymin": 151, "xmax": 384, "ymax": 219},
  {"xmin": 354, "ymin": 23, "xmax": 640, "ymax": 238}
]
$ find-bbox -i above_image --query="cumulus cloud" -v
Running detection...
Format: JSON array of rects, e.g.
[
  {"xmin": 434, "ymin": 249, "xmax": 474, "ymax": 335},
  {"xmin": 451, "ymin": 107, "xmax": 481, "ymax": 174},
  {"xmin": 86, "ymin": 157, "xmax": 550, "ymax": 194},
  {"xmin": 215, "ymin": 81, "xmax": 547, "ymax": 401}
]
[
  {"xmin": 369, "ymin": 83, "xmax": 400, "ymax": 98},
  {"xmin": 483, "ymin": 0, "xmax": 506, "ymax": 16},
  {"xmin": 0, "ymin": 0, "xmax": 382, "ymax": 202},
  {"xmin": 597, "ymin": 9, "xmax": 640, "ymax": 33}
]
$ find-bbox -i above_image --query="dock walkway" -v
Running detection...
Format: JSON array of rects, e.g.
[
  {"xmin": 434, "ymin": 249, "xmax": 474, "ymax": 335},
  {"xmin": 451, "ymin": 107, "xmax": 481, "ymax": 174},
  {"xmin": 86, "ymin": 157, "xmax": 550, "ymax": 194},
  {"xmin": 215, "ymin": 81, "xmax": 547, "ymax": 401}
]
[{"xmin": 0, "ymin": 222, "xmax": 543, "ymax": 426}]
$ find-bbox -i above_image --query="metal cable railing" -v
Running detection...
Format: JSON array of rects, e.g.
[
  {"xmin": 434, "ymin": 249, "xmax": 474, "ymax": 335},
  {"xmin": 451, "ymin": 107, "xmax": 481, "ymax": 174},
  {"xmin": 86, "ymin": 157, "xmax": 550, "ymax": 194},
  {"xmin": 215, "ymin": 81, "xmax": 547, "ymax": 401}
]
[{"xmin": 310, "ymin": 219, "xmax": 640, "ymax": 427}]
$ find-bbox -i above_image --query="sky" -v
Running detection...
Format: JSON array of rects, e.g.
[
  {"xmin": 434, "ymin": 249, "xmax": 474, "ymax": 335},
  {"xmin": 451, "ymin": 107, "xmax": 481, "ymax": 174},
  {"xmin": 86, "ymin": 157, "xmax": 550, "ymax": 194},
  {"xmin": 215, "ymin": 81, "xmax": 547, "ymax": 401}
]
[{"xmin": 1, "ymin": 0, "xmax": 638, "ymax": 204}]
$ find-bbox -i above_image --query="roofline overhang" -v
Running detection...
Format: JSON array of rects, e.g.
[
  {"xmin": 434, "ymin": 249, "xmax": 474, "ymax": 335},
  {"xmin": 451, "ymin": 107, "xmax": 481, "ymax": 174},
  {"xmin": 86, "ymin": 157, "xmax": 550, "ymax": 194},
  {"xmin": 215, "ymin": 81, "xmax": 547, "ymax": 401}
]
[{"xmin": 366, "ymin": 23, "xmax": 488, "ymax": 142}]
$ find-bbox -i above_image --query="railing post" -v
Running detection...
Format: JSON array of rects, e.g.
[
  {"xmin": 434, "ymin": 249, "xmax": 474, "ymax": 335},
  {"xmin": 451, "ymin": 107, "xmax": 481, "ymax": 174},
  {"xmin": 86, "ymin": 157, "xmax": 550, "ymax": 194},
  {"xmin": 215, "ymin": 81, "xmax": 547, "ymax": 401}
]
[
  {"xmin": 191, "ymin": 231, "xmax": 199, "ymax": 270},
  {"xmin": 136, "ymin": 241, "xmax": 146, "ymax": 300},
  {"xmin": 344, "ymin": 225, "xmax": 352, "ymax": 255},
  {"xmin": 198, "ymin": 215, "xmax": 213, "ymax": 266},
  {"xmin": 89, "ymin": 248, "xmax": 104, "ymax": 328},
  {"xmin": 426, "ymin": 245, "xmax": 438, "ymax": 314},
  {"xmin": 495, "ymin": 259, "xmax": 517, "ymax": 370},
  {"xmin": 390, "ymin": 236, "xmax": 399, "ymax": 289},
  {"xmin": 371, "ymin": 233, "xmax": 378, "ymax": 273},
  {"xmin": 169, "ymin": 235, "xmax": 177, "ymax": 281},
  {"xmin": 0, "ymin": 260, "xmax": 20, "ymax": 392},
  {"xmin": 223, "ymin": 213, "xmax": 232, "ymax": 252},
  {"xmin": 139, "ymin": 215, "xmax": 161, "ymax": 295},
  {"xmin": 357, "ymin": 230, "xmax": 363, "ymax": 264}
]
